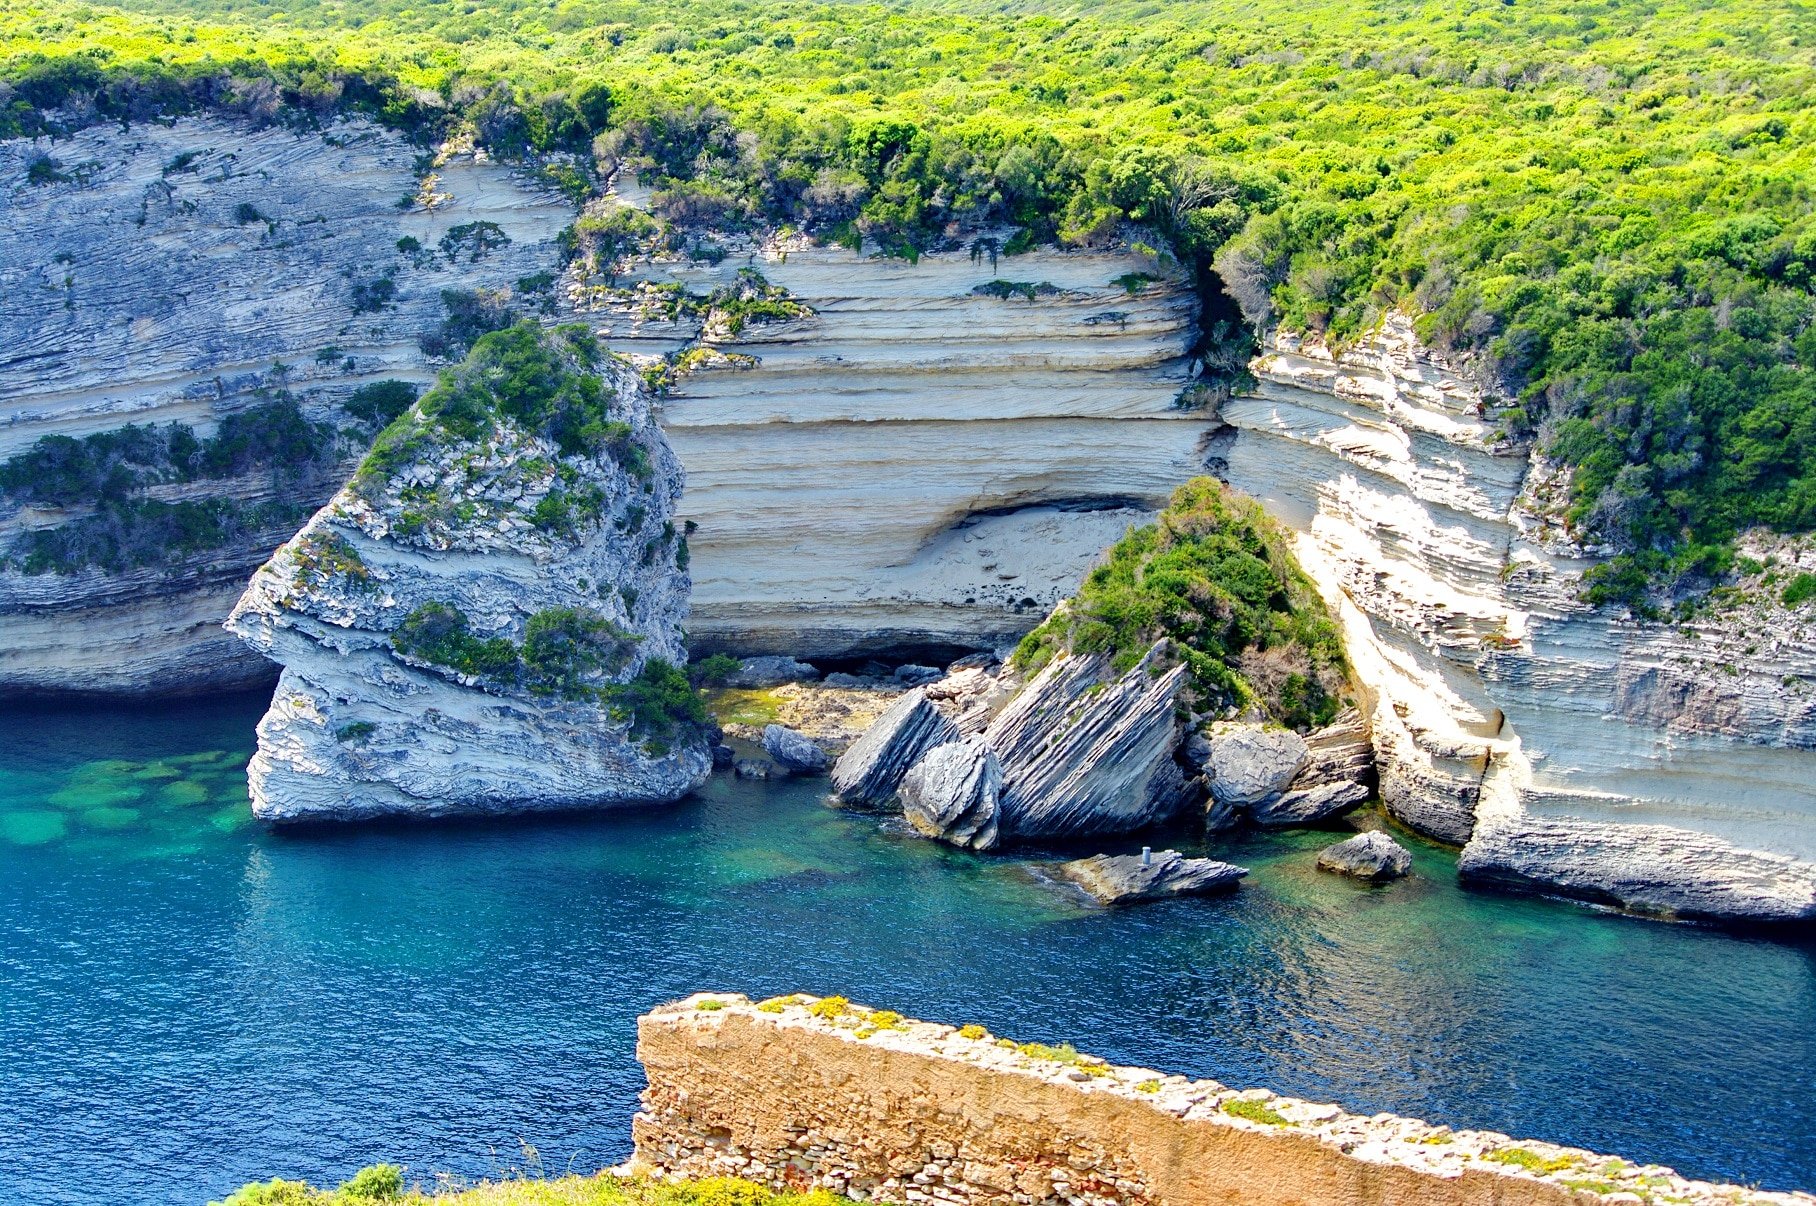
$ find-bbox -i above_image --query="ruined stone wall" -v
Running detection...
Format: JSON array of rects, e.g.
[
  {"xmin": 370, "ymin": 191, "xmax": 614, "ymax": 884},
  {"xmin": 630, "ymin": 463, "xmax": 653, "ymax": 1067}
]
[{"xmin": 632, "ymin": 994, "xmax": 1809, "ymax": 1206}]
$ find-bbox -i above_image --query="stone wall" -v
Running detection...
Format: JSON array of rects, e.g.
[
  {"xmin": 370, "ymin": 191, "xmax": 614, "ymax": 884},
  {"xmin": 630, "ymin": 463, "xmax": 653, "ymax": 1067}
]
[{"xmin": 632, "ymin": 994, "xmax": 1810, "ymax": 1206}]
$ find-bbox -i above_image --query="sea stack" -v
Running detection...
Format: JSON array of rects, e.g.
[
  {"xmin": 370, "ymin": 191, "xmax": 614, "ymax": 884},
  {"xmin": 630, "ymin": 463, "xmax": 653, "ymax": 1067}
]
[{"xmin": 226, "ymin": 322, "xmax": 712, "ymax": 821}]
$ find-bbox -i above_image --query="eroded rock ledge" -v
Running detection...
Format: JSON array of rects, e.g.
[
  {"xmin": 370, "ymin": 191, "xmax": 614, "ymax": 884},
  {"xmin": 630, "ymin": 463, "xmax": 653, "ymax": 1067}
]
[{"xmin": 633, "ymin": 993, "xmax": 1810, "ymax": 1206}]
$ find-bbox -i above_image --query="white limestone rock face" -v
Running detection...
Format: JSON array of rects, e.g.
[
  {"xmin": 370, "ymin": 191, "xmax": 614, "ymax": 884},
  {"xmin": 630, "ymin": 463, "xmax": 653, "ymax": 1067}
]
[
  {"xmin": 225, "ymin": 342, "xmax": 710, "ymax": 821},
  {"xmin": 1459, "ymin": 814, "xmax": 1816, "ymax": 924},
  {"xmin": 585, "ymin": 236, "xmax": 1211, "ymax": 660},
  {"xmin": 1221, "ymin": 316, "xmax": 1816, "ymax": 915},
  {"xmin": 0, "ymin": 116, "xmax": 573, "ymax": 696}
]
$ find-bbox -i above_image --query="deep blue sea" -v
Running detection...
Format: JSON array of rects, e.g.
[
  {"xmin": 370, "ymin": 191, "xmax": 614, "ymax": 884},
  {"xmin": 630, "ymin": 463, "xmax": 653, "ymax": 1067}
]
[{"xmin": 2, "ymin": 693, "xmax": 1813, "ymax": 1205}]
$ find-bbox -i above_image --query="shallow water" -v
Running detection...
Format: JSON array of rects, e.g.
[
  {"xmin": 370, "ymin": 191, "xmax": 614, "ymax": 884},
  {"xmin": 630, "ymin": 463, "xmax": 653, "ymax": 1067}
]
[{"xmin": 1, "ymin": 695, "xmax": 1813, "ymax": 1205}]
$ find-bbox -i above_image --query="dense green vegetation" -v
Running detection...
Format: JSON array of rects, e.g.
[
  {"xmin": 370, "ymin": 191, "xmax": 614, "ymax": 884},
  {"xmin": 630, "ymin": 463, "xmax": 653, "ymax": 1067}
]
[
  {"xmin": 218, "ymin": 1171, "xmax": 850, "ymax": 1206},
  {"xmin": 355, "ymin": 322, "xmax": 634, "ymax": 498},
  {"xmin": 1015, "ymin": 477, "xmax": 1347, "ymax": 731},
  {"xmin": 6, "ymin": 0, "xmax": 1816, "ymax": 605},
  {"xmin": 0, "ymin": 398, "xmax": 340, "ymax": 573},
  {"xmin": 390, "ymin": 599, "xmax": 706, "ymax": 744}
]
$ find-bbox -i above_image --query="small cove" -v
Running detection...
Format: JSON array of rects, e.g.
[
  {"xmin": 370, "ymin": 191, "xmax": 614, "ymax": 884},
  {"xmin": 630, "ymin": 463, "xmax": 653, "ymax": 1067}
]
[{"xmin": 1, "ymin": 694, "xmax": 1812, "ymax": 1205}]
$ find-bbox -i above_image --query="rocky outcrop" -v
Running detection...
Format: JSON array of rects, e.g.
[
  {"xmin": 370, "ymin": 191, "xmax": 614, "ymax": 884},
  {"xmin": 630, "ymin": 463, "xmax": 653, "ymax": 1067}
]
[
  {"xmin": 900, "ymin": 736, "xmax": 1003, "ymax": 850},
  {"xmin": 1317, "ymin": 832, "xmax": 1413, "ymax": 881},
  {"xmin": 725, "ymin": 655, "xmax": 820, "ymax": 688},
  {"xmin": 0, "ymin": 116, "xmax": 573, "ymax": 697},
  {"xmin": 1458, "ymin": 814, "xmax": 1816, "ymax": 924},
  {"xmin": 636, "ymin": 994, "xmax": 1813, "ymax": 1206},
  {"xmin": 225, "ymin": 330, "xmax": 710, "ymax": 821},
  {"xmin": 978, "ymin": 645, "xmax": 1187, "ymax": 846},
  {"xmin": 1055, "ymin": 849, "xmax": 1247, "ymax": 904},
  {"xmin": 1220, "ymin": 317, "xmax": 1816, "ymax": 916},
  {"xmin": 830, "ymin": 687, "xmax": 959, "ymax": 806},
  {"xmin": 761, "ymin": 724, "xmax": 832, "ymax": 774},
  {"xmin": 1203, "ymin": 725, "xmax": 1307, "ymax": 810}
]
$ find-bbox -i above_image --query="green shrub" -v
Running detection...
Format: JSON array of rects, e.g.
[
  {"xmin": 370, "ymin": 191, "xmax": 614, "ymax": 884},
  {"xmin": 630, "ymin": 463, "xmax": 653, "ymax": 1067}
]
[
  {"xmin": 1015, "ymin": 477, "xmax": 1346, "ymax": 730},
  {"xmin": 336, "ymin": 1164, "xmax": 404, "ymax": 1200},
  {"xmin": 687, "ymin": 652, "xmax": 741, "ymax": 686},
  {"xmin": 343, "ymin": 381, "xmax": 419, "ymax": 429},
  {"xmin": 1782, "ymin": 572, "xmax": 1816, "ymax": 608},
  {"xmin": 1222, "ymin": 1099, "xmax": 1290, "ymax": 1127}
]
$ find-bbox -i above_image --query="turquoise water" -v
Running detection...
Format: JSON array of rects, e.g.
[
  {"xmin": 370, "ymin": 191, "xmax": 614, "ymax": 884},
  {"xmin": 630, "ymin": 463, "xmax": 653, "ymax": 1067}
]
[{"xmin": 2, "ymin": 695, "xmax": 1813, "ymax": 1205}]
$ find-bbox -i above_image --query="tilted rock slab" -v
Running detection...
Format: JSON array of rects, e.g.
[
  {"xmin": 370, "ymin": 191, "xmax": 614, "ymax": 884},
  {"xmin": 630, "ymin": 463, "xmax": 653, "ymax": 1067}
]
[
  {"xmin": 761, "ymin": 724, "xmax": 832, "ymax": 774},
  {"xmin": 635, "ymin": 993, "xmax": 1812, "ymax": 1206},
  {"xmin": 1055, "ymin": 849, "xmax": 1247, "ymax": 904},
  {"xmin": 1459, "ymin": 814, "xmax": 1816, "ymax": 924},
  {"xmin": 830, "ymin": 686, "xmax": 959, "ymax": 806},
  {"xmin": 977, "ymin": 644, "xmax": 1188, "ymax": 847},
  {"xmin": 226, "ymin": 352, "xmax": 710, "ymax": 821}
]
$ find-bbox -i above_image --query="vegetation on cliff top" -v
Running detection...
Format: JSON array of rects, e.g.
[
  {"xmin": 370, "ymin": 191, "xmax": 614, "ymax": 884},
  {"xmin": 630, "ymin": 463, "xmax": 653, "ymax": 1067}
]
[
  {"xmin": 1015, "ymin": 477, "xmax": 1346, "ymax": 731},
  {"xmin": 217, "ymin": 1170, "xmax": 848, "ymax": 1206},
  {"xmin": 6, "ymin": 0, "xmax": 1816, "ymax": 605}
]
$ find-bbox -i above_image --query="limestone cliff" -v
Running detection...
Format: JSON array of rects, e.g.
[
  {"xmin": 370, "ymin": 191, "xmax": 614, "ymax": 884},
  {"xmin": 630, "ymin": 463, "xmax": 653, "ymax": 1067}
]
[
  {"xmin": 580, "ymin": 220, "xmax": 1210, "ymax": 660},
  {"xmin": 1221, "ymin": 316, "xmax": 1816, "ymax": 914},
  {"xmin": 0, "ymin": 115, "xmax": 572, "ymax": 695},
  {"xmin": 225, "ymin": 324, "xmax": 710, "ymax": 821}
]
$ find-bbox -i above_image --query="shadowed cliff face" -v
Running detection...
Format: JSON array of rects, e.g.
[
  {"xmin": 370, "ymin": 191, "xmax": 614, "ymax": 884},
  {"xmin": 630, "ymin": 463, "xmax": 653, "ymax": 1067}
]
[{"xmin": 0, "ymin": 115, "xmax": 574, "ymax": 695}]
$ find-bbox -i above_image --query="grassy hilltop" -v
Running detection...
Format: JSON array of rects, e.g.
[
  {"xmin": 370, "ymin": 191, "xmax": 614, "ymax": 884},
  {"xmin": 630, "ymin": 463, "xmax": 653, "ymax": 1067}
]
[{"xmin": 5, "ymin": 0, "xmax": 1816, "ymax": 610}]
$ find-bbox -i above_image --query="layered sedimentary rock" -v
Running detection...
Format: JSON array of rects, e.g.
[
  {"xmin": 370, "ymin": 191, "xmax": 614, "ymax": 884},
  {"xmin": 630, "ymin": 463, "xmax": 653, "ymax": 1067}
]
[
  {"xmin": 225, "ymin": 335, "xmax": 709, "ymax": 820},
  {"xmin": 831, "ymin": 687, "xmax": 960, "ymax": 807},
  {"xmin": 1459, "ymin": 814, "xmax": 1816, "ymax": 923},
  {"xmin": 0, "ymin": 117, "xmax": 572, "ymax": 695},
  {"xmin": 635, "ymin": 994, "xmax": 1809, "ymax": 1206},
  {"xmin": 584, "ymin": 234, "xmax": 1208, "ymax": 659},
  {"xmin": 1220, "ymin": 317, "xmax": 1816, "ymax": 910},
  {"xmin": 1055, "ymin": 849, "xmax": 1247, "ymax": 904}
]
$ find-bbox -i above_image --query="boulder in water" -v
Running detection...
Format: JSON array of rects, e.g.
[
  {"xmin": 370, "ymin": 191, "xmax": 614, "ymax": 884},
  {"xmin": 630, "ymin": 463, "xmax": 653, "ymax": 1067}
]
[
  {"xmin": 762, "ymin": 724, "xmax": 832, "ymax": 774},
  {"xmin": 1203, "ymin": 724, "xmax": 1308, "ymax": 811},
  {"xmin": 1254, "ymin": 779, "xmax": 1370, "ymax": 827},
  {"xmin": 900, "ymin": 736, "xmax": 1003, "ymax": 850},
  {"xmin": 1056, "ymin": 849, "xmax": 1248, "ymax": 904},
  {"xmin": 1317, "ymin": 831, "xmax": 1412, "ymax": 881},
  {"xmin": 830, "ymin": 687, "xmax": 959, "ymax": 806}
]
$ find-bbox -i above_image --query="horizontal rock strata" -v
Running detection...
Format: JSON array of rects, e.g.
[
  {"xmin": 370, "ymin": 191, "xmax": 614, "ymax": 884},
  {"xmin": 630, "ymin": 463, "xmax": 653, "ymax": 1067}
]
[
  {"xmin": 225, "ymin": 336, "xmax": 709, "ymax": 821},
  {"xmin": 634, "ymin": 994, "xmax": 1810, "ymax": 1206},
  {"xmin": 586, "ymin": 233, "xmax": 1210, "ymax": 659},
  {"xmin": 0, "ymin": 116, "xmax": 572, "ymax": 697}
]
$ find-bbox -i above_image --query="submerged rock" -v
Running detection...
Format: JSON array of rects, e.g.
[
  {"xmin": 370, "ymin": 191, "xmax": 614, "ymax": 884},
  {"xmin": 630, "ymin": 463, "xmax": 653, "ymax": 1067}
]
[
  {"xmin": 1459, "ymin": 814, "xmax": 1816, "ymax": 924},
  {"xmin": 1317, "ymin": 832, "xmax": 1412, "ymax": 881},
  {"xmin": 1203, "ymin": 725, "xmax": 1308, "ymax": 811},
  {"xmin": 1055, "ymin": 849, "xmax": 1247, "ymax": 905},
  {"xmin": 830, "ymin": 688, "xmax": 958, "ymax": 807},
  {"xmin": 227, "ymin": 326, "xmax": 711, "ymax": 822},
  {"xmin": 725, "ymin": 655, "xmax": 820, "ymax": 688},
  {"xmin": 762, "ymin": 724, "xmax": 832, "ymax": 774},
  {"xmin": 981, "ymin": 644, "xmax": 1188, "ymax": 846},
  {"xmin": 734, "ymin": 759, "xmax": 773, "ymax": 781}
]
